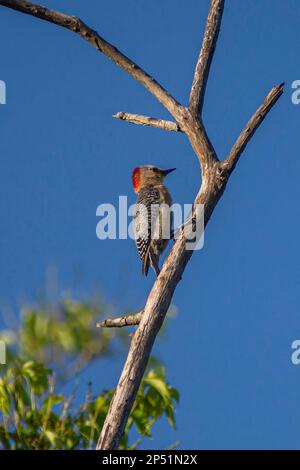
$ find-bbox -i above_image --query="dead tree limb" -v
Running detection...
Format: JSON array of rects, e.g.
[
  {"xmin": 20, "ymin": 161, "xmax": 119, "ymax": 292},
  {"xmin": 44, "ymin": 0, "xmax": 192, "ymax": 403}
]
[
  {"xmin": 222, "ymin": 83, "xmax": 285, "ymax": 174},
  {"xmin": 113, "ymin": 112, "xmax": 182, "ymax": 132},
  {"xmin": 96, "ymin": 312, "xmax": 142, "ymax": 328},
  {"xmin": 189, "ymin": 0, "xmax": 225, "ymax": 116},
  {"xmin": 0, "ymin": 0, "xmax": 284, "ymax": 450},
  {"xmin": 0, "ymin": 0, "xmax": 182, "ymax": 118}
]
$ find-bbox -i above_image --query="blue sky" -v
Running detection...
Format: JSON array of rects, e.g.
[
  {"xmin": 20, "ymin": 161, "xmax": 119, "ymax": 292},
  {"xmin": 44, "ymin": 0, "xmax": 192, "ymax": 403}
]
[{"xmin": 1, "ymin": 0, "xmax": 300, "ymax": 449}]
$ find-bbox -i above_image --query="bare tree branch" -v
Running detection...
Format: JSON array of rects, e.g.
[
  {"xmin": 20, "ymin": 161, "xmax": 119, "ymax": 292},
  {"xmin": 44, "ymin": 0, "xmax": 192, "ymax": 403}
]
[
  {"xmin": 113, "ymin": 112, "xmax": 182, "ymax": 132},
  {"xmin": 189, "ymin": 0, "xmax": 224, "ymax": 116},
  {"xmin": 222, "ymin": 82, "xmax": 285, "ymax": 174},
  {"xmin": 0, "ymin": 0, "xmax": 214, "ymax": 172},
  {"xmin": 97, "ymin": 312, "xmax": 142, "ymax": 328},
  {"xmin": 96, "ymin": 77, "xmax": 286, "ymax": 444},
  {"xmin": 0, "ymin": 0, "xmax": 284, "ymax": 451},
  {"xmin": 0, "ymin": 0, "xmax": 184, "ymax": 120}
]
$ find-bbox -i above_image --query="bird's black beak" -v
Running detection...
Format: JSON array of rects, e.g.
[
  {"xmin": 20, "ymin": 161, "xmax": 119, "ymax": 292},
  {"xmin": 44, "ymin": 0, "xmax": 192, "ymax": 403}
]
[{"xmin": 162, "ymin": 168, "xmax": 176, "ymax": 176}]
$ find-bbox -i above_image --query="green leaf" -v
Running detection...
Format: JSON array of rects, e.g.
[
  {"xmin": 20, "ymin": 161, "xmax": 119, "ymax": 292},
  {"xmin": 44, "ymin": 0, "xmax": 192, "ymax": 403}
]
[
  {"xmin": 144, "ymin": 376, "xmax": 172, "ymax": 405},
  {"xmin": 43, "ymin": 394, "xmax": 64, "ymax": 411}
]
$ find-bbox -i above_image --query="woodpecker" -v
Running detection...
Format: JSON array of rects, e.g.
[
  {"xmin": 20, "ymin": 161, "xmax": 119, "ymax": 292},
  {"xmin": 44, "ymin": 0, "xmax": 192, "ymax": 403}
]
[{"xmin": 132, "ymin": 165, "xmax": 175, "ymax": 276}]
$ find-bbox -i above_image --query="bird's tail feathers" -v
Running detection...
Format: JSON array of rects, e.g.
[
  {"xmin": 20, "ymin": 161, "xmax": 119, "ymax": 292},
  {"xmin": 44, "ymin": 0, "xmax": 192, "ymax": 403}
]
[
  {"xmin": 142, "ymin": 246, "xmax": 151, "ymax": 276},
  {"xmin": 142, "ymin": 255, "xmax": 150, "ymax": 276}
]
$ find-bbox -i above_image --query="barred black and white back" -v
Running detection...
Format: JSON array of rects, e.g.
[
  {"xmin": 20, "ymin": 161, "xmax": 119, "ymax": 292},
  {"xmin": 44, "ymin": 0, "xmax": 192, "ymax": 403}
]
[
  {"xmin": 133, "ymin": 186, "xmax": 160, "ymax": 275},
  {"xmin": 131, "ymin": 165, "xmax": 175, "ymax": 277}
]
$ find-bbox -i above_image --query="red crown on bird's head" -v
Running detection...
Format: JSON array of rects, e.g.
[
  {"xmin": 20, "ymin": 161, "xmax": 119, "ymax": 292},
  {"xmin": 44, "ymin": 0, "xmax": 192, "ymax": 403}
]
[{"xmin": 132, "ymin": 167, "xmax": 141, "ymax": 193}]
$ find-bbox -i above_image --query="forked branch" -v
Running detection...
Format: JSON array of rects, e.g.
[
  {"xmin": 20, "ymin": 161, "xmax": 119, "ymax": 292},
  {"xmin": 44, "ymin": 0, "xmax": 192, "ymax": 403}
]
[{"xmin": 0, "ymin": 0, "xmax": 183, "ymax": 120}]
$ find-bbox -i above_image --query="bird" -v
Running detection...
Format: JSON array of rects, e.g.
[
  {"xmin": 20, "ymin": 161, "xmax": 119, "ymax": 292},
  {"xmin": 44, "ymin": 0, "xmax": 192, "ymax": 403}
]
[{"xmin": 132, "ymin": 165, "xmax": 175, "ymax": 276}]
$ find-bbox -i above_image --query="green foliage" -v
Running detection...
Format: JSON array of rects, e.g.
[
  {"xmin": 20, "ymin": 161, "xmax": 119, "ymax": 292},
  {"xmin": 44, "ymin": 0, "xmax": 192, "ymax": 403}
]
[
  {"xmin": 5, "ymin": 298, "xmax": 126, "ymax": 381},
  {"xmin": 125, "ymin": 366, "xmax": 179, "ymax": 446},
  {"xmin": 0, "ymin": 358, "xmax": 178, "ymax": 449},
  {"xmin": 0, "ymin": 295, "xmax": 179, "ymax": 449}
]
